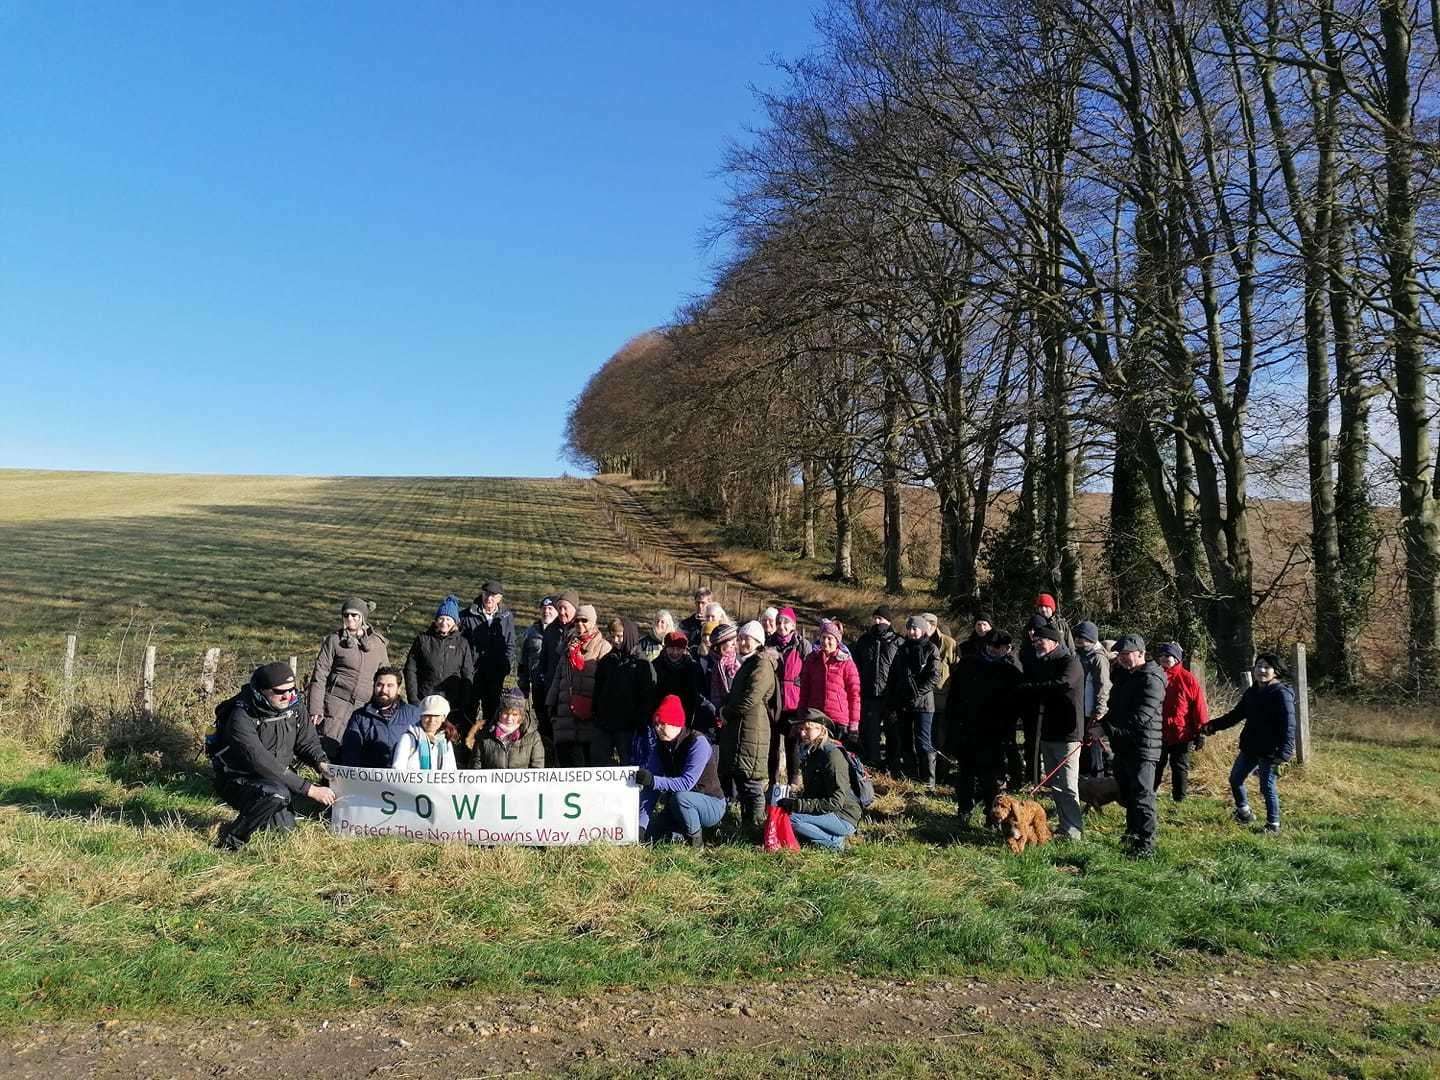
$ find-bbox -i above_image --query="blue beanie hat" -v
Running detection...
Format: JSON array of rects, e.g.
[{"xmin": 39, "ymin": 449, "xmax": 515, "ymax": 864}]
[
  {"xmin": 1075, "ymin": 621, "xmax": 1100, "ymax": 644},
  {"xmin": 435, "ymin": 594, "xmax": 461, "ymax": 622}
]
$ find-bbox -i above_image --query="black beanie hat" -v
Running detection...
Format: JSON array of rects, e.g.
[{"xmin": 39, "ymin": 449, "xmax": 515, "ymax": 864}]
[
  {"xmin": 251, "ymin": 661, "xmax": 295, "ymax": 690},
  {"xmin": 873, "ymin": 605, "xmax": 895, "ymax": 622}
]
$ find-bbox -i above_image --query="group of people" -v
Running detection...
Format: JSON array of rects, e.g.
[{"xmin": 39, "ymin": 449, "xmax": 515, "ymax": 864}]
[{"xmin": 208, "ymin": 584, "xmax": 1298, "ymax": 859}]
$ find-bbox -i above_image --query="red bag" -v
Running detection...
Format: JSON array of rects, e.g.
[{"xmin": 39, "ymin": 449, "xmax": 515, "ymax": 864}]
[
  {"xmin": 568, "ymin": 693, "xmax": 593, "ymax": 722},
  {"xmin": 762, "ymin": 804, "xmax": 801, "ymax": 852}
]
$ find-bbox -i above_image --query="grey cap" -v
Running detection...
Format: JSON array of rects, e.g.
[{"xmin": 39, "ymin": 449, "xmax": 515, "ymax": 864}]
[{"xmin": 1113, "ymin": 634, "xmax": 1146, "ymax": 654}]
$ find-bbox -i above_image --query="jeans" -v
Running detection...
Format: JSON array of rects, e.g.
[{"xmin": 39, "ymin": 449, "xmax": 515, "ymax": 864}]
[
  {"xmin": 860, "ymin": 697, "xmax": 888, "ymax": 765},
  {"xmin": 1113, "ymin": 752, "xmax": 1158, "ymax": 851},
  {"xmin": 1230, "ymin": 751, "xmax": 1281, "ymax": 825},
  {"xmin": 1155, "ymin": 742, "xmax": 1192, "ymax": 801},
  {"xmin": 655, "ymin": 790, "xmax": 727, "ymax": 837},
  {"xmin": 789, "ymin": 811, "xmax": 856, "ymax": 851},
  {"xmin": 1040, "ymin": 739, "xmax": 1083, "ymax": 838}
]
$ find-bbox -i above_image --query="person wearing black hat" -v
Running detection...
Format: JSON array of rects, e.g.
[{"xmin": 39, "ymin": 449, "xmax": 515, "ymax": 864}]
[
  {"xmin": 537, "ymin": 591, "xmax": 581, "ymax": 753},
  {"xmin": 460, "ymin": 580, "xmax": 516, "ymax": 728},
  {"xmin": 852, "ymin": 605, "xmax": 901, "ymax": 767},
  {"xmin": 1017, "ymin": 624, "xmax": 1086, "ymax": 838},
  {"xmin": 1104, "ymin": 635, "xmax": 1166, "ymax": 857},
  {"xmin": 210, "ymin": 662, "xmax": 333, "ymax": 850},
  {"xmin": 776, "ymin": 709, "xmax": 862, "ymax": 850},
  {"xmin": 957, "ymin": 613, "xmax": 994, "ymax": 660},
  {"xmin": 945, "ymin": 629, "xmax": 1023, "ymax": 823},
  {"xmin": 888, "ymin": 616, "xmax": 944, "ymax": 788},
  {"xmin": 305, "ymin": 597, "xmax": 390, "ymax": 760},
  {"xmin": 517, "ymin": 596, "xmax": 558, "ymax": 711}
]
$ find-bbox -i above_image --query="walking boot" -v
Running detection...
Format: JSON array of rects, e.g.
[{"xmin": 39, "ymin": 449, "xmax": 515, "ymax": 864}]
[
  {"xmin": 685, "ymin": 830, "xmax": 705, "ymax": 849},
  {"xmin": 923, "ymin": 752, "xmax": 937, "ymax": 793}
]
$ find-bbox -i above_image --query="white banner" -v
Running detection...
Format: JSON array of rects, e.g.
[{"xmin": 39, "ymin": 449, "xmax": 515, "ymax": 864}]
[{"xmin": 328, "ymin": 765, "xmax": 641, "ymax": 846}]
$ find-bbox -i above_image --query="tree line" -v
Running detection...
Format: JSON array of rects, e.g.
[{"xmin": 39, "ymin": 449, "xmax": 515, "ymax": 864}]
[{"xmin": 566, "ymin": 0, "xmax": 1440, "ymax": 689}]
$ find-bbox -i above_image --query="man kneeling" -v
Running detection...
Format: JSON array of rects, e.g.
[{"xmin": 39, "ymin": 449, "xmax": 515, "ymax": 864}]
[
  {"xmin": 211, "ymin": 661, "xmax": 334, "ymax": 850},
  {"xmin": 777, "ymin": 709, "xmax": 862, "ymax": 851},
  {"xmin": 633, "ymin": 694, "xmax": 726, "ymax": 848}
]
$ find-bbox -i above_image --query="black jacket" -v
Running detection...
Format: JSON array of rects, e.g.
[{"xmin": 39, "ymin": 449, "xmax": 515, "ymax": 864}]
[
  {"xmin": 653, "ymin": 650, "xmax": 710, "ymax": 727},
  {"xmin": 679, "ymin": 612, "xmax": 705, "ymax": 652},
  {"xmin": 459, "ymin": 604, "xmax": 516, "ymax": 679},
  {"xmin": 888, "ymin": 637, "xmax": 943, "ymax": 712},
  {"xmin": 852, "ymin": 625, "xmax": 901, "ymax": 699},
  {"xmin": 946, "ymin": 652, "xmax": 1023, "ymax": 751},
  {"xmin": 540, "ymin": 616, "xmax": 574, "ymax": 687},
  {"xmin": 212, "ymin": 686, "xmax": 328, "ymax": 796},
  {"xmin": 593, "ymin": 618, "xmax": 658, "ymax": 733},
  {"xmin": 1210, "ymin": 682, "xmax": 1297, "ymax": 761},
  {"xmin": 403, "ymin": 628, "xmax": 476, "ymax": 714},
  {"xmin": 1021, "ymin": 646, "xmax": 1086, "ymax": 743},
  {"xmin": 1105, "ymin": 661, "xmax": 1166, "ymax": 761},
  {"xmin": 517, "ymin": 619, "xmax": 548, "ymax": 696}
]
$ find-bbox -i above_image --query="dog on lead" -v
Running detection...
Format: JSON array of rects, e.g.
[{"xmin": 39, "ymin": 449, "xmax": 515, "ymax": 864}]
[
  {"xmin": 1078, "ymin": 775, "xmax": 1122, "ymax": 814},
  {"xmin": 991, "ymin": 793, "xmax": 1052, "ymax": 854}
]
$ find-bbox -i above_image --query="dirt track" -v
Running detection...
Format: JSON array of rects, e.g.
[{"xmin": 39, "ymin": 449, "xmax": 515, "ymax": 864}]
[{"xmin": 3, "ymin": 957, "xmax": 1436, "ymax": 1078}]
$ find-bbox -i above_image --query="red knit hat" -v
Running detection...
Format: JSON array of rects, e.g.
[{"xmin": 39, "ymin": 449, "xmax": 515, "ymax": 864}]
[
  {"xmin": 653, "ymin": 694, "xmax": 687, "ymax": 729},
  {"xmin": 1035, "ymin": 593, "xmax": 1057, "ymax": 610}
]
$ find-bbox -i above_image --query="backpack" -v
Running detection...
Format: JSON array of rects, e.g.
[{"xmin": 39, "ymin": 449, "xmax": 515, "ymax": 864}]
[
  {"xmin": 205, "ymin": 692, "xmax": 244, "ymax": 763},
  {"xmin": 835, "ymin": 744, "xmax": 876, "ymax": 809}
]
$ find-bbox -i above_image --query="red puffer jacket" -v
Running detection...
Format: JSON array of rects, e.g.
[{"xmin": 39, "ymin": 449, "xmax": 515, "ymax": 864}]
[
  {"xmin": 796, "ymin": 649, "xmax": 862, "ymax": 734},
  {"xmin": 1162, "ymin": 664, "xmax": 1209, "ymax": 746}
]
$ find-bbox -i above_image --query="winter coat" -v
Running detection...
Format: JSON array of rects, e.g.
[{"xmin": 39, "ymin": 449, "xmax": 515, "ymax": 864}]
[
  {"xmin": 517, "ymin": 619, "xmax": 549, "ymax": 696},
  {"xmin": 932, "ymin": 630, "xmax": 958, "ymax": 692},
  {"xmin": 1104, "ymin": 661, "xmax": 1166, "ymax": 762},
  {"xmin": 852, "ymin": 625, "xmax": 901, "ymax": 699},
  {"xmin": 546, "ymin": 629, "xmax": 612, "ymax": 746},
  {"xmin": 306, "ymin": 627, "xmax": 390, "ymax": 743},
  {"xmin": 636, "ymin": 726, "xmax": 723, "ymax": 830},
  {"xmin": 722, "ymin": 649, "xmax": 779, "ymax": 781},
  {"xmin": 474, "ymin": 715, "xmax": 547, "ymax": 770},
  {"xmin": 539, "ymin": 616, "xmax": 574, "ymax": 687},
  {"xmin": 212, "ymin": 685, "xmax": 328, "ymax": 796},
  {"xmin": 593, "ymin": 619, "xmax": 657, "ymax": 734},
  {"xmin": 958, "ymin": 631, "xmax": 987, "ymax": 660},
  {"xmin": 1077, "ymin": 642, "xmax": 1112, "ymax": 721},
  {"xmin": 1209, "ymin": 681, "xmax": 1296, "ymax": 761},
  {"xmin": 340, "ymin": 699, "xmax": 422, "ymax": 768},
  {"xmin": 403, "ymin": 628, "xmax": 476, "ymax": 715},
  {"xmin": 770, "ymin": 631, "xmax": 811, "ymax": 713},
  {"xmin": 459, "ymin": 604, "xmax": 516, "ymax": 681},
  {"xmin": 678, "ymin": 612, "xmax": 705, "ymax": 652},
  {"xmin": 945, "ymin": 652, "xmax": 1023, "ymax": 752},
  {"xmin": 653, "ymin": 651, "xmax": 711, "ymax": 728},
  {"xmin": 887, "ymin": 637, "xmax": 943, "ymax": 713},
  {"xmin": 390, "ymin": 726, "xmax": 455, "ymax": 770},
  {"xmin": 796, "ymin": 649, "xmax": 862, "ymax": 735},
  {"xmin": 792, "ymin": 738, "xmax": 862, "ymax": 827},
  {"xmin": 1020, "ymin": 646, "xmax": 1086, "ymax": 743},
  {"xmin": 1161, "ymin": 664, "xmax": 1210, "ymax": 747},
  {"xmin": 636, "ymin": 631, "xmax": 666, "ymax": 663}
]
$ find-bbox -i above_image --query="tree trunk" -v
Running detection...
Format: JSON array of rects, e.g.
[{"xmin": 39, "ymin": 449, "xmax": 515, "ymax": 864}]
[
  {"xmin": 800, "ymin": 458, "xmax": 818, "ymax": 560},
  {"xmin": 882, "ymin": 378, "xmax": 904, "ymax": 594},
  {"xmin": 829, "ymin": 458, "xmax": 855, "ymax": 583}
]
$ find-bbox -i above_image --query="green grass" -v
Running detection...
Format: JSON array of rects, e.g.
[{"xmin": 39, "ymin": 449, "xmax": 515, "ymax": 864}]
[{"xmin": 0, "ymin": 729, "xmax": 1436, "ymax": 1022}]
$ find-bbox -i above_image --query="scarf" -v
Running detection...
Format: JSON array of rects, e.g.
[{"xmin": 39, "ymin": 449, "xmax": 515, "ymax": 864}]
[
  {"xmin": 712, "ymin": 650, "xmax": 740, "ymax": 700},
  {"xmin": 568, "ymin": 632, "xmax": 595, "ymax": 672},
  {"xmin": 493, "ymin": 720, "xmax": 523, "ymax": 744},
  {"xmin": 409, "ymin": 727, "xmax": 450, "ymax": 770}
]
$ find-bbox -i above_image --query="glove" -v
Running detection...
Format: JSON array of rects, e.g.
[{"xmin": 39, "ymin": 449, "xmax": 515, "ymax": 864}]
[
  {"xmin": 777, "ymin": 797, "xmax": 798, "ymax": 813},
  {"xmin": 633, "ymin": 767, "xmax": 654, "ymax": 788},
  {"xmin": 1191, "ymin": 734, "xmax": 1206, "ymax": 751}
]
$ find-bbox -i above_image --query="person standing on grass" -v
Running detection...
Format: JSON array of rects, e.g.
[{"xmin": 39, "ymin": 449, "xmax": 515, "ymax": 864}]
[
  {"xmin": 768, "ymin": 606, "xmax": 811, "ymax": 786},
  {"xmin": 701, "ymin": 622, "xmax": 740, "ymax": 726},
  {"xmin": 470, "ymin": 688, "xmax": 547, "ymax": 769},
  {"xmin": 679, "ymin": 587, "xmax": 713, "ymax": 651},
  {"xmin": 1018, "ymin": 625, "xmax": 1085, "ymax": 839},
  {"xmin": 517, "ymin": 595, "xmax": 557, "ymax": 715},
  {"xmin": 404, "ymin": 594, "xmax": 477, "ymax": 727},
  {"xmin": 797, "ymin": 619, "xmax": 862, "ymax": 749},
  {"xmin": 776, "ymin": 710, "xmax": 863, "ymax": 851},
  {"xmin": 1155, "ymin": 642, "xmax": 1209, "ymax": 802},
  {"xmin": 341, "ymin": 666, "xmax": 421, "ymax": 768},
  {"xmin": 722, "ymin": 621, "xmax": 779, "ymax": 833},
  {"xmin": 538, "ymin": 591, "xmax": 580, "ymax": 750},
  {"xmin": 636, "ymin": 609, "xmax": 677, "ymax": 662},
  {"xmin": 1104, "ymin": 635, "xmax": 1166, "ymax": 858},
  {"xmin": 1203, "ymin": 652, "xmax": 1296, "ymax": 833},
  {"xmin": 390, "ymin": 695, "xmax": 455, "ymax": 770},
  {"xmin": 306, "ymin": 597, "xmax": 390, "ymax": 760},
  {"xmin": 957, "ymin": 613, "xmax": 994, "ymax": 659},
  {"xmin": 592, "ymin": 616, "xmax": 657, "ymax": 765},
  {"xmin": 211, "ymin": 662, "xmax": 333, "ymax": 850},
  {"xmin": 946, "ymin": 629, "xmax": 1023, "ymax": 825},
  {"xmin": 1074, "ymin": 621, "xmax": 1112, "ymax": 778},
  {"xmin": 633, "ymin": 694, "xmax": 726, "ymax": 847},
  {"xmin": 921, "ymin": 613, "xmax": 958, "ymax": 773},
  {"xmin": 459, "ymin": 580, "xmax": 515, "ymax": 726},
  {"xmin": 853, "ymin": 605, "xmax": 901, "ymax": 766},
  {"xmin": 653, "ymin": 629, "xmax": 711, "ymax": 729},
  {"xmin": 887, "ymin": 616, "xmax": 943, "ymax": 789},
  {"xmin": 546, "ymin": 604, "xmax": 611, "ymax": 766}
]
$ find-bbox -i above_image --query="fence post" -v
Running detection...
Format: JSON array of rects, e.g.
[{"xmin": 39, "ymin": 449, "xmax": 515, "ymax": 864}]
[
  {"xmin": 140, "ymin": 645, "xmax": 156, "ymax": 721},
  {"xmin": 201, "ymin": 647, "xmax": 221, "ymax": 696},
  {"xmin": 1292, "ymin": 641, "xmax": 1312, "ymax": 765},
  {"xmin": 63, "ymin": 634, "xmax": 78, "ymax": 690},
  {"xmin": 289, "ymin": 655, "xmax": 300, "ymax": 681}
]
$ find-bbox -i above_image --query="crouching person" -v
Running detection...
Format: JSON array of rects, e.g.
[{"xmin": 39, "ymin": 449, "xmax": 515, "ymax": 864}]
[
  {"xmin": 470, "ymin": 688, "xmax": 547, "ymax": 769},
  {"xmin": 633, "ymin": 694, "xmax": 726, "ymax": 848},
  {"xmin": 777, "ymin": 709, "xmax": 862, "ymax": 851},
  {"xmin": 211, "ymin": 661, "xmax": 333, "ymax": 850},
  {"xmin": 391, "ymin": 695, "xmax": 456, "ymax": 770}
]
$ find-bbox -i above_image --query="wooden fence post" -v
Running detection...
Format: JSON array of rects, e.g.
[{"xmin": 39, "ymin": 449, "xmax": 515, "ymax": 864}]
[
  {"xmin": 201, "ymin": 648, "xmax": 221, "ymax": 696},
  {"xmin": 140, "ymin": 646, "xmax": 156, "ymax": 721},
  {"xmin": 1292, "ymin": 641, "xmax": 1312, "ymax": 765},
  {"xmin": 289, "ymin": 655, "xmax": 300, "ymax": 681},
  {"xmin": 63, "ymin": 634, "xmax": 77, "ymax": 690}
]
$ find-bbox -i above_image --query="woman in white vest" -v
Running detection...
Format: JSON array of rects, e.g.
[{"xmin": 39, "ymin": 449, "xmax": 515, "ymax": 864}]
[{"xmin": 390, "ymin": 695, "xmax": 455, "ymax": 770}]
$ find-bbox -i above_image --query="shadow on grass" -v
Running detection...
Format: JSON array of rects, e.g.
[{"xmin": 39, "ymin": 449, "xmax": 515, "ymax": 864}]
[{"xmin": 0, "ymin": 774, "xmax": 221, "ymax": 832}]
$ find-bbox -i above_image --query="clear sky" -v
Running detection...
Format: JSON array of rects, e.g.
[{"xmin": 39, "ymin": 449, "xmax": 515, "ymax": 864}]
[{"xmin": 0, "ymin": 2, "xmax": 820, "ymax": 477}]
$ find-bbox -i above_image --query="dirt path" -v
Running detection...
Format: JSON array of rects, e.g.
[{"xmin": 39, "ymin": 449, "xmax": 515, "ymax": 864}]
[{"xmin": 4, "ymin": 957, "xmax": 1436, "ymax": 1078}]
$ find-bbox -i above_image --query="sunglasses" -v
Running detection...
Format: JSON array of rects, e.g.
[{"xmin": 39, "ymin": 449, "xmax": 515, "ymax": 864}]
[{"xmin": 267, "ymin": 686, "xmax": 297, "ymax": 697}]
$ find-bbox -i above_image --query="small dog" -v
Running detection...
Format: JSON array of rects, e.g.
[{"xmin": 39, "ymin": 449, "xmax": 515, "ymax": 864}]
[
  {"xmin": 1078, "ymin": 775, "xmax": 1122, "ymax": 814},
  {"xmin": 992, "ymin": 793, "xmax": 1052, "ymax": 854}
]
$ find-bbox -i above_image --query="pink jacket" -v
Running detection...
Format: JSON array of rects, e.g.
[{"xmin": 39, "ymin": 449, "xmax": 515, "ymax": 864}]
[{"xmin": 796, "ymin": 649, "xmax": 862, "ymax": 733}]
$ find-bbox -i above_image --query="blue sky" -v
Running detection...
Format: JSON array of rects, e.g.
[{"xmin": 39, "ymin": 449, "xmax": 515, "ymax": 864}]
[{"xmin": 0, "ymin": 2, "xmax": 820, "ymax": 477}]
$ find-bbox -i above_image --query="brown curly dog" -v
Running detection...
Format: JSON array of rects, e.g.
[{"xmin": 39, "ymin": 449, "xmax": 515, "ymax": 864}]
[{"xmin": 992, "ymin": 793, "xmax": 1053, "ymax": 854}]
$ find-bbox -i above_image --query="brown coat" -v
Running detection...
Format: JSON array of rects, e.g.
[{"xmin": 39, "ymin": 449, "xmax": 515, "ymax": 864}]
[
  {"xmin": 546, "ymin": 630, "xmax": 613, "ymax": 746},
  {"xmin": 306, "ymin": 628, "xmax": 390, "ymax": 743}
]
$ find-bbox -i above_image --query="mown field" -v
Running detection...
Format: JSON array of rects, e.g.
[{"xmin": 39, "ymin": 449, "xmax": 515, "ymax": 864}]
[{"xmin": 0, "ymin": 470, "xmax": 1437, "ymax": 1076}]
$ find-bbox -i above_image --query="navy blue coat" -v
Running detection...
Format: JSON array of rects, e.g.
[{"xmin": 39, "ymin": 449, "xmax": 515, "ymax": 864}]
[
  {"xmin": 340, "ymin": 700, "xmax": 422, "ymax": 768},
  {"xmin": 1209, "ymin": 682, "xmax": 1297, "ymax": 761},
  {"xmin": 460, "ymin": 604, "xmax": 516, "ymax": 679}
]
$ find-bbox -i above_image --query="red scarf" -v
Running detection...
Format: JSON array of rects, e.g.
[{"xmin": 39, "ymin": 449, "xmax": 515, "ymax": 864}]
[{"xmin": 568, "ymin": 631, "xmax": 595, "ymax": 671}]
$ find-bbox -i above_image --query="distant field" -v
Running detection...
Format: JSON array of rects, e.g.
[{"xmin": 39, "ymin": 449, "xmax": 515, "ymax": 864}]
[{"xmin": 0, "ymin": 470, "xmax": 685, "ymax": 676}]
